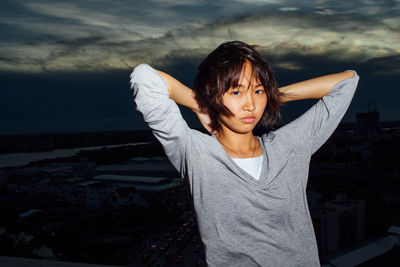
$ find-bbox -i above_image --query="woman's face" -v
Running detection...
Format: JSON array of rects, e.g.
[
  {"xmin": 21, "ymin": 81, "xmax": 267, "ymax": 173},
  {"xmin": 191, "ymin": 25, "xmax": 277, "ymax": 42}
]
[{"xmin": 218, "ymin": 61, "xmax": 267, "ymax": 135}]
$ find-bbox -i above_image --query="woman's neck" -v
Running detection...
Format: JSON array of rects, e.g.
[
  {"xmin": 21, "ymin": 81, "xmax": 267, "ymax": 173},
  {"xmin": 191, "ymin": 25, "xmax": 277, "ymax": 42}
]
[{"xmin": 216, "ymin": 129, "xmax": 259, "ymax": 158}]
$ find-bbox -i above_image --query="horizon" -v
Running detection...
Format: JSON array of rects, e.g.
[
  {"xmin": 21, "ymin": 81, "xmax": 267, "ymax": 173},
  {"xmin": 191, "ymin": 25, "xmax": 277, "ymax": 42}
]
[{"xmin": 3, "ymin": 117, "xmax": 400, "ymax": 137}]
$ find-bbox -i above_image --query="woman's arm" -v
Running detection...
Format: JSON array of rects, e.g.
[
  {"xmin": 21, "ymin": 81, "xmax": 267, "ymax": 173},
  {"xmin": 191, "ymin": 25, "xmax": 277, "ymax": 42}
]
[
  {"xmin": 275, "ymin": 70, "xmax": 359, "ymax": 154},
  {"xmin": 156, "ymin": 70, "xmax": 200, "ymax": 112},
  {"xmin": 156, "ymin": 70, "xmax": 215, "ymax": 134},
  {"xmin": 130, "ymin": 64, "xmax": 194, "ymax": 174},
  {"xmin": 158, "ymin": 70, "xmax": 354, "ymax": 106},
  {"xmin": 279, "ymin": 71, "xmax": 355, "ymax": 103}
]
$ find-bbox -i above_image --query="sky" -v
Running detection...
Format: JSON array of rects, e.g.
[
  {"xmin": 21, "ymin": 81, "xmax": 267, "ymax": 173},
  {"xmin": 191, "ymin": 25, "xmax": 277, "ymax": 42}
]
[{"xmin": 1, "ymin": 0, "xmax": 399, "ymax": 135}]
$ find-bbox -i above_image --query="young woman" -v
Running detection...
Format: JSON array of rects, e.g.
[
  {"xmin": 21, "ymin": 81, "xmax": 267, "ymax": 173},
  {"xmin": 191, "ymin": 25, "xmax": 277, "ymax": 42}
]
[{"xmin": 130, "ymin": 41, "xmax": 359, "ymax": 266}]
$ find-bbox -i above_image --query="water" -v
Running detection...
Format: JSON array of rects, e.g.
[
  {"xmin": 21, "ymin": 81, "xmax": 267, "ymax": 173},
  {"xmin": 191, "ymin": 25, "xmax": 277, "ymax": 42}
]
[{"xmin": 0, "ymin": 142, "xmax": 151, "ymax": 168}]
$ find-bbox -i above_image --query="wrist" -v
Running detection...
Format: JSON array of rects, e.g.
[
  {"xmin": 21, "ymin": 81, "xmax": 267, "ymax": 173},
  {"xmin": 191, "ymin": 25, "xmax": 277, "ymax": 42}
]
[{"xmin": 191, "ymin": 103, "xmax": 201, "ymax": 113}]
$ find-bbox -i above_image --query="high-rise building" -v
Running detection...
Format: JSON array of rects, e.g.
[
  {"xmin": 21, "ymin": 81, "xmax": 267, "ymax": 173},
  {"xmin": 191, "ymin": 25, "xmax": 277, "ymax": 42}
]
[{"xmin": 356, "ymin": 110, "xmax": 380, "ymax": 134}]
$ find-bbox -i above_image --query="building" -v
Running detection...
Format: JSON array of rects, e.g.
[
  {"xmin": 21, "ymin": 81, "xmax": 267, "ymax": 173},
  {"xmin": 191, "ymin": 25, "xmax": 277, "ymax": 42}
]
[
  {"xmin": 356, "ymin": 110, "xmax": 380, "ymax": 134},
  {"xmin": 311, "ymin": 206, "xmax": 340, "ymax": 255},
  {"xmin": 80, "ymin": 181, "xmax": 111, "ymax": 207},
  {"xmin": 109, "ymin": 187, "xmax": 148, "ymax": 207},
  {"xmin": 95, "ymin": 157, "xmax": 179, "ymax": 178},
  {"xmin": 311, "ymin": 194, "xmax": 366, "ymax": 256}
]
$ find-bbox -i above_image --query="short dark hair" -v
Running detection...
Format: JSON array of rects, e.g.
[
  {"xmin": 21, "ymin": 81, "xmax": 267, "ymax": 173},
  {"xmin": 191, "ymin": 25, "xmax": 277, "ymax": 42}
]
[{"xmin": 194, "ymin": 41, "xmax": 284, "ymax": 132}]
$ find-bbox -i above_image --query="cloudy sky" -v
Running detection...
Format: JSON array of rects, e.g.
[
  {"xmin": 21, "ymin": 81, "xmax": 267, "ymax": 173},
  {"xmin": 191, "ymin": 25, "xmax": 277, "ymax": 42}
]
[{"xmin": 1, "ymin": 0, "xmax": 399, "ymax": 134}]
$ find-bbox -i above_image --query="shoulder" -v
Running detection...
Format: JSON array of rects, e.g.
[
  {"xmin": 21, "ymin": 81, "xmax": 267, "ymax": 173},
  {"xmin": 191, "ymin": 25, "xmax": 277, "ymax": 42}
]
[
  {"xmin": 260, "ymin": 129, "xmax": 281, "ymax": 145},
  {"xmin": 187, "ymin": 129, "xmax": 215, "ymax": 147},
  {"xmin": 185, "ymin": 130, "xmax": 230, "ymax": 159},
  {"xmin": 260, "ymin": 128, "xmax": 304, "ymax": 155}
]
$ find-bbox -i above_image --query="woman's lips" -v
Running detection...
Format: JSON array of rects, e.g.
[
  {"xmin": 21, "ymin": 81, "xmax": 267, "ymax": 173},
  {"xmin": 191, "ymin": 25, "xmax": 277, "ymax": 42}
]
[{"xmin": 240, "ymin": 116, "xmax": 256, "ymax": 124}]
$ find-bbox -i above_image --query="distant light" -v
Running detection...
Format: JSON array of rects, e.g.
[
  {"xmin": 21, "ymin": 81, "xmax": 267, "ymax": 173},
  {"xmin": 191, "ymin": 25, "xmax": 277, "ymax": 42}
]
[
  {"xmin": 19, "ymin": 209, "xmax": 42, "ymax": 218},
  {"xmin": 161, "ymin": 182, "xmax": 179, "ymax": 190},
  {"xmin": 279, "ymin": 7, "xmax": 298, "ymax": 11}
]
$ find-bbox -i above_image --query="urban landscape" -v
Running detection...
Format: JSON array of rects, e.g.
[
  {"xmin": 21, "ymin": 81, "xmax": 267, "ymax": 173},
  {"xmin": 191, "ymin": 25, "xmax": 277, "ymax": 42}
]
[{"xmin": 0, "ymin": 110, "xmax": 399, "ymax": 266}]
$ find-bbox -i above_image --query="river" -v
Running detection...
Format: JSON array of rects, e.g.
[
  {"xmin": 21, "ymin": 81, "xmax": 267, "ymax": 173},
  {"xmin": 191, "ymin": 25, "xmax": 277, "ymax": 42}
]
[{"xmin": 0, "ymin": 142, "xmax": 151, "ymax": 168}]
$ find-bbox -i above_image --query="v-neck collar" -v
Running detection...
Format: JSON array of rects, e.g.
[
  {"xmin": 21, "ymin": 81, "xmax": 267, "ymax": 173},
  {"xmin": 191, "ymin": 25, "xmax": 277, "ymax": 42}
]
[{"xmin": 212, "ymin": 135, "xmax": 268, "ymax": 187}]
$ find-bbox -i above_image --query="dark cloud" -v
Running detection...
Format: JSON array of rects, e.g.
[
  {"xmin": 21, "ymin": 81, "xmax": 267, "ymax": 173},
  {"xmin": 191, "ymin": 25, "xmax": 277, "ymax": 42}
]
[
  {"xmin": 362, "ymin": 55, "xmax": 400, "ymax": 76},
  {"xmin": 1, "ymin": 0, "xmax": 398, "ymax": 73}
]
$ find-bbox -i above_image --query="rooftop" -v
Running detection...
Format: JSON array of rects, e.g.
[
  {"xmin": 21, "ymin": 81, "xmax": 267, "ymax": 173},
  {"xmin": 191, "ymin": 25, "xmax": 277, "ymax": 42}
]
[{"xmin": 328, "ymin": 236, "xmax": 396, "ymax": 266}]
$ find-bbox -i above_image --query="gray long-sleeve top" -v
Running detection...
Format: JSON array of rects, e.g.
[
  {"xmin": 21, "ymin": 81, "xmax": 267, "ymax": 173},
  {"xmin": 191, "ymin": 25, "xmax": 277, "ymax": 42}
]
[{"xmin": 130, "ymin": 64, "xmax": 359, "ymax": 266}]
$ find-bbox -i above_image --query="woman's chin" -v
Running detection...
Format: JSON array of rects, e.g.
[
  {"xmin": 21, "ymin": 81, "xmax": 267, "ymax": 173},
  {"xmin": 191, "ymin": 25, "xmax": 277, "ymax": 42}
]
[{"xmin": 224, "ymin": 125, "xmax": 256, "ymax": 135}]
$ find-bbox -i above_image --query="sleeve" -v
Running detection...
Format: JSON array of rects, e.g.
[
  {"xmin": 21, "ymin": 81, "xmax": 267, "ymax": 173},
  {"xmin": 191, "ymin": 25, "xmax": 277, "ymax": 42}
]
[
  {"xmin": 129, "ymin": 64, "xmax": 190, "ymax": 176},
  {"xmin": 275, "ymin": 71, "xmax": 360, "ymax": 155}
]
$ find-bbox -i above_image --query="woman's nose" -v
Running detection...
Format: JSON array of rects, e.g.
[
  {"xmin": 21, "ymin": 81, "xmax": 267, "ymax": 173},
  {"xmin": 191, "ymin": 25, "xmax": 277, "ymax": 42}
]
[{"xmin": 243, "ymin": 95, "xmax": 255, "ymax": 111}]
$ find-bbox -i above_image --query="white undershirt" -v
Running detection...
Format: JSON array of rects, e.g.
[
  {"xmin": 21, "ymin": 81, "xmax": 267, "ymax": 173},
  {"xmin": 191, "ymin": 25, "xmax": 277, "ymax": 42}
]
[{"xmin": 231, "ymin": 155, "xmax": 263, "ymax": 180}]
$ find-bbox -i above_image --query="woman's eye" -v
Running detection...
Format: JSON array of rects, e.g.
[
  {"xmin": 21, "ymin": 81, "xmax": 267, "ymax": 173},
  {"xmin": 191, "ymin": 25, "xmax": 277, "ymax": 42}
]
[
  {"xmin": 255, "ymin": 89, "xmax": 264, "ymax": 95},
  {"xmin": 232, "ymin": 91, "xmax": 241, "ymax": 96}
]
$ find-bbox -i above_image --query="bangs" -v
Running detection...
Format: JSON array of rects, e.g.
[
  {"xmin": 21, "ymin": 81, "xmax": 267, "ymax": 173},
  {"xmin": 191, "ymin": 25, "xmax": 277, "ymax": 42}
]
[{"xmin": 225, "ymin": 59, "xmax": 262, "ymax": 92}]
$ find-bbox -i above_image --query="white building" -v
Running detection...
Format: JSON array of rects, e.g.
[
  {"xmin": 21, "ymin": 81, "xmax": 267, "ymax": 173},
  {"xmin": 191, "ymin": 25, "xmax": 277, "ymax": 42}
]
[{"xmin": 109, "ymin": 187, "xmax": 148, "ymax": 207}]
